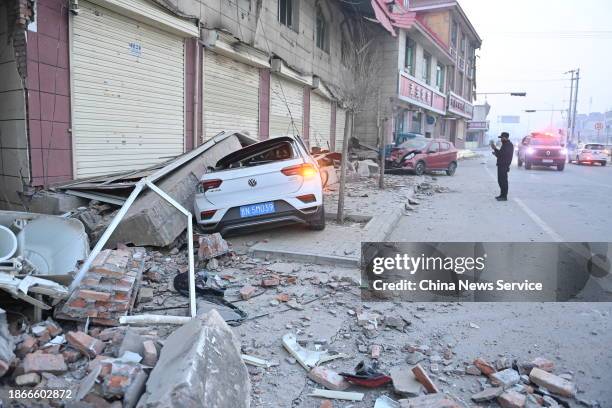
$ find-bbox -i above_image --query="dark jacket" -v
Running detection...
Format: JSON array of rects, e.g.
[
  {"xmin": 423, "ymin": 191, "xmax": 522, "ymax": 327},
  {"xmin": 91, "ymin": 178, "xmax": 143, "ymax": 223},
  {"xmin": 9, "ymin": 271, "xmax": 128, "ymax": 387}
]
[{"xmin": 493, "ymin": 140, "xmax": 514, "ymax": 168}]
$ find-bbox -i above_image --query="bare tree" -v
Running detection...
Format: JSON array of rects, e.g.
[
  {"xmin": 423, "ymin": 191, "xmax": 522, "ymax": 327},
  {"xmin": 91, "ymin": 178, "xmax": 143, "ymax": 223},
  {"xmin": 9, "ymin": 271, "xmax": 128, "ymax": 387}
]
[{"xmin": 331, "ymin": 15, "xmax": 391, "ymax": 223}]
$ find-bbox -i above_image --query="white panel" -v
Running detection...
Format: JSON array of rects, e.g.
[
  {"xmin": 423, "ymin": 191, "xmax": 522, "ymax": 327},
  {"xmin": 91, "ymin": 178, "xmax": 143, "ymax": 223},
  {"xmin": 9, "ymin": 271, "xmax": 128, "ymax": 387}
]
[
  {"xmin": 269, "ymin": 75, "xmax": 303, "ymax": 138},
  {"xmin": 309, "ymin": 92, "xmax": 331, "ymax": 150},
  {"xmin": 72, "ymin": 1, "xmax": 184, "ymax": 178},
  {"xmin": 202, "ymin": 51, "xmax": 259, "ymax": 141},
  {"xmin": 335, "ymin": 108, "xmax": 347, "ymax": 153}
]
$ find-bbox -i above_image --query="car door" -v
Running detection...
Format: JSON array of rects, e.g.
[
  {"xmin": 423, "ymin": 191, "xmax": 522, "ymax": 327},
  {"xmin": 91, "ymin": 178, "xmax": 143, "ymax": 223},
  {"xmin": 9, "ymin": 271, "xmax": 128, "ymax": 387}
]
[
  {"xmin": 439, "ymin": 142, "xmax": 453, "ymax": 167},
  {"xmin": 424, "ymin": 142, "xmax": 440, "ymax": 168}
]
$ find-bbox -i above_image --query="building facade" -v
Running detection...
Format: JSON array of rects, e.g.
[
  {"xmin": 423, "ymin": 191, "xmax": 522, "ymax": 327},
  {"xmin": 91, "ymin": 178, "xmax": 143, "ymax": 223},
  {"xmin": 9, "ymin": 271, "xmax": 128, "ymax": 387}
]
[
  {"xmin": 466, "ymin": 102, "xmax": 490, "ymax": 148},
  {"xmin": 354, "ymin": 0, "xmax": 481, "ymax": 149},
  {"xmin": 0, "ymin": 0, "xmax": 481, "ymax": 209}
]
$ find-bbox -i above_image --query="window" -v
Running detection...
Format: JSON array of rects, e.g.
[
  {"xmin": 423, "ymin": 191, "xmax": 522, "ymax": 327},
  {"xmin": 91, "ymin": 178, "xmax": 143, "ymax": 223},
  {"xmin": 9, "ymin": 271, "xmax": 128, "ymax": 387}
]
[
  {"xmin": 447, "ymin": 67, "xmax": 455, "ymax": 92},
  {"xmin": 428, "ymin": 142, "xmax": 440, "ymax": 152},
  {"xmin": 435, "ymin": 63, "xmax": 445, "ymax": 92},
  {"xmin": 404, "ymin": 36, "xmax": 415, "ymax": 75},
  {"xmin": 451, "ymin": 21, "xmax": 458, "ymax": 47},
  {"xmin": 460, "ymin": 35, "xmax": 466, "ymax": 56},
  {"xmin": 315, "ymin": 6, "xmax": 329, "ymax": 52},
  {"xmin": 422, "ymin": 52, "xmax": 432, "ymax": 84},
  {"xmin": 278, "ymin": 0, "xmax": 297, "ymax": 31},
  {"xmin": 465, "ymin": 78, "xmax": 472, "ymax": 100},
  {"xmin": 410, "ymin": 111, "xmax": 422, "ymax": 134},
  {"xmin": 440, "ymin": 142, "xmax": 450, "ymax": 151},
  {"xmin": 457, "ymin": 72, "xmax": 464, "ymax": 95}
]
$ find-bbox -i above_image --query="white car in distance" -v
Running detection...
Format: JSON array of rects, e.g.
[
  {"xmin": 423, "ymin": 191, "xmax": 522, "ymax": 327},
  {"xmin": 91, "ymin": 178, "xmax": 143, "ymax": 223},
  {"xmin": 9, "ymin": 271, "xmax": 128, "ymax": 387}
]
[
  {"xmin": 194, "ymin": 135, "xmax": 325, "ymax": 235},
  {"xmin": 570, "ymin": 143, "xmax": 608, "ymax": 166}
]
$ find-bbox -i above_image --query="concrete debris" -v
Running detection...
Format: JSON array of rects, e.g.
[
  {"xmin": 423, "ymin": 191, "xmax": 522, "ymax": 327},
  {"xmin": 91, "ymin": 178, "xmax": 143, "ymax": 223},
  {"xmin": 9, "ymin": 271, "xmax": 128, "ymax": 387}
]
[
  {"xmin": 56, "ymin": 248, "xmax": 146, "ymax": 326},
  {"xmin": 0, "ymin": 308, "xmax": 15, "ymax": 377},
  {"xmin": 490, "ymin": 368, "xmax": 521, "ymax": 388},
  {"xmin": 355, "ymin": 159, "xmax": 380, "ymax": 177},
  {"xmin": 471, "ymin": 387, "xmax": 503, "ymax": 402},
  {"xmin": 474, "ymin": 357, "xmax": 497, "ymax": 376},
  {"xmin": 529, "ymin": 367, "xmax": 577, "ymax": 397},
  {"xmin": 137, "ymin": 310, "xmax": 250, "ymax": 408},
  {"xmin": 282, "ymin": 333, "xmax": 347, "ymax": 370},
  {"xmin": 529, "ymin": 357, "xmax": 555, "ymax": 372},
  {"xmin": 242, "ymin": 354, "xmax": 278, "ymax": 369},
  {"xmin": 375, "ymin": 395, "xmax": 401, "ymax": 408},
  {"xmin": 142, "ymin": 340, "xmax": 158, "ymax": 366},
  {"xmin": 15, "ymin": 372, "xmax": 41, "ymax": 386},
  {"xmin": 197, "ymin": 233, "xmax": 230, "ymax": 260},
  {"xmin": 398, "ymin": 393, "xmax": 461, "ymax": 407},
  {"xmin": 390, "ymin": 365, "xmax": 423, "ymax": 397},
  {"xmin": 308, "ymin": 389, "xmax": 364, "ymax": 401}
]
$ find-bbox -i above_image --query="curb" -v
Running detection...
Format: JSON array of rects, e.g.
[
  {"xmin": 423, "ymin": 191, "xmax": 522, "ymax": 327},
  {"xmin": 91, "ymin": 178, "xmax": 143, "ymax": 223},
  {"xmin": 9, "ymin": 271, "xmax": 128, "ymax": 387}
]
[
  {"xmin": 249, "ymin": 246, "xmax": 359, "ymax": 268},
  {"xmin": 361, "ymin": 206, "xmax": 403, "ymax": 242}
]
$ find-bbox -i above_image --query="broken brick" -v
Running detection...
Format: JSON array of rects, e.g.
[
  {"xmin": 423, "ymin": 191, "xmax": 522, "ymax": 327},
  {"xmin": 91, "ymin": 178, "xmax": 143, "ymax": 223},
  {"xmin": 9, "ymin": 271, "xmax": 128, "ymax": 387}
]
[
  {"xmin": 276, "ymin": 293, "xmax": 290, "ymax": 302},
  {"xmin": 474, "ymin": 358, "xmax": 497, "ymax": 376},
  {"xmin": 308, "ymin": 366, "xmax": 350, "ymax": 391},
  {"xmin": 23, "ymin": 352, "xmax": 67, "ymax": 374},
  {"xmin": 77, "ymin": 289, "xmax": 112, "ymax": 302},
  {"xmin": 62, "ymin": 349, "xmax": 81, "ymax": 364},
  {"xmin": 16, "ymin": 335, "xmax": 37, "ymax": 357},
  {"xmin": 371, "ymin": 344, "xmax": 381, "ymax": 359},
  {"xmin": 66, "ymin": 331, "xmax": 105, "ymax": 358},
  {"xmin": 319, "ymin": 400, "xmax": 333, "ymax": 408},
  {"xmin": 15, "ymin": 372, "xmax": 41, "ymax": 386},
  {"xmin": 490, "ymin": 369, "xmax": 520, "ymax": 388},
  {"xmin": 471, "ymin": 387, "xmax": 503, "ymax": 402},
  {"xmin": 530, "ymin": 357, "xmax": 554, "ymax": 372},
  {"xmin": 261, "ymin": 278, "xmax": 280, "ymax": 287},
  {"xmin": 0, "ymin": 360, "xmax": 9, "ymax": 377},
  {"xmin": 497, "ymin": 390, "xmax": 526, "ymax": 408},
  {"xmin": 239, "ymin": 285, "xmax": 257, "ymax": 300},
  {"xmin": 197, "ymin": 233, "xmax": 230, "ymax": 261},
  {"xmin": 529, "ymin": 368, "xmax": 576, "ymax": 397},
  {"xmin": 412, "ymin": 363, "xmax": 439, "ymax": 394},
  {"xmin": 142, "ymin": 340, "xmax": 158, "ymax": 366}
]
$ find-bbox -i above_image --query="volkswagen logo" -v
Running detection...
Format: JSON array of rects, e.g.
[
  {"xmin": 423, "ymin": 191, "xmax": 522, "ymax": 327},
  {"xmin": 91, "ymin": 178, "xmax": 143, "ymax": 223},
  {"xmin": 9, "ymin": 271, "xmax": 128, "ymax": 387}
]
[
  {"xmin": 248, "ymin": 178, "xmax": 257, "ymax": 187},
  {"xmin": 546, "ymin": 150, "xmax": 551, "ymax": 156}
]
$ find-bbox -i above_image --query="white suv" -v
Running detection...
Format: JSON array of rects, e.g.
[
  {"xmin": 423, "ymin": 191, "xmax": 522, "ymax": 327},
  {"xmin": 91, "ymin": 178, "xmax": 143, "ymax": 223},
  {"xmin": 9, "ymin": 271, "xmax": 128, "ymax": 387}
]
[
  {"xmin": 194, "ymin": 135, "xmax": 325, "ymax": 235},
  {"xmin": 570, "ymin": 143, "xmax": 608, "ymax": 166}
]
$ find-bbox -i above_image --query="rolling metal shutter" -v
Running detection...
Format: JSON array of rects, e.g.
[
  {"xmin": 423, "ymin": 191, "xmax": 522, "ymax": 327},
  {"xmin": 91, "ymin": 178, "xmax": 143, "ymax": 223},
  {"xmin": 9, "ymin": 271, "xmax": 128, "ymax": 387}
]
[
  {"xmin": 202, "ymin": 51, "xmax": 259, "ymax": 141},
  {"xmin": 269, "ymin": 75, "xmax": 303, "ymax": 138},
  {"xmin": 335, "ymin": 108, "xmax": 347, "ymax": 152},
  {"xmin": 309, "ymin": 92, "xmax": 331, "ymax": 150},
  {"xmin": 71, "ymin": 1, "xmax": 185, "ymax": 178}
]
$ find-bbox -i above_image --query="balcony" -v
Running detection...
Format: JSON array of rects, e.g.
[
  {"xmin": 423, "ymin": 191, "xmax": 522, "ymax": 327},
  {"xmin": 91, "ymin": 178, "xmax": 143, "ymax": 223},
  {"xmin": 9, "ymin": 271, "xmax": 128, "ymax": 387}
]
[{"xmin": 398, "ymin": 71, "xmax": 446, "ymax": 115}]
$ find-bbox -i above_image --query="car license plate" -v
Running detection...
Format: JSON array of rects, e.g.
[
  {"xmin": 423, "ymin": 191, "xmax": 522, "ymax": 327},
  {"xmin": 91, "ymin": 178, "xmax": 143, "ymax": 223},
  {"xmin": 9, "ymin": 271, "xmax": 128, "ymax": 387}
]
[
  {"xmin": 239, "ymin": 202, "xmax": 275, "ymax": 218},
  {"xmin": 542, "ymin": 159, "xmax": 553, "ymax": 163}
]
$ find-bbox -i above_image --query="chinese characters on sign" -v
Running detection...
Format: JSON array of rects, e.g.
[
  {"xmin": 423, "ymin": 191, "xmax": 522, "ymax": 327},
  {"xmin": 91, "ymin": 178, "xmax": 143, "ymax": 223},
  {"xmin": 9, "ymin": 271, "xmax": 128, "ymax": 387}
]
[
  {"xmin": 399, "ymin": 73, "xmax": 446, "ymax": 114},
  {"xmin": 467, "ymin": 121, "xmax": 489, "ymax": 130},
  {"xmin": 448, "ymin": 92, "xmax": 474, "ymax": 119}
]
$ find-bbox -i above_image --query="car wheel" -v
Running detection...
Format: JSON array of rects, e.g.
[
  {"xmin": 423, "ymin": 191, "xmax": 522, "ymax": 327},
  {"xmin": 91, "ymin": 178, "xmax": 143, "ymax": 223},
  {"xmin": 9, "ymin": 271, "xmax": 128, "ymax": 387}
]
[
  {"xmin": 602, "ymin": 161, "xmax": 607, "ymax": 167},
  {"xmin": 414, "ymin": 161, "xmax": 426, "ymax": 176},
  {"xmin": 445, "ymin": 161, "xmax": 457, "ymax": 176},
  {"xmin": 525, "ymin": 161, "xmax": 532, "ymax": 170},
  {"xmin": 557, "ymin": 163, "xmax": 565, "ymax": 171},
  {"xmin": 308, "ymin": 205, "xmax": 326, "ymax": 231}
]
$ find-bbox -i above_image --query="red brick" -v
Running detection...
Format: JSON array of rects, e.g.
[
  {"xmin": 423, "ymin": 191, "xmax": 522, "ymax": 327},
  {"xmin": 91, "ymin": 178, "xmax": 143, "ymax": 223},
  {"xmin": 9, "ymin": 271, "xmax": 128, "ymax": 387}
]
[
  {"xmin": 412, "ymin": 363, "xmax": 440, "ymax": 394},
  {"xmin": 276, "ymin": 293, "xmax": 290, "ymax": 302},
  {"xmin": 142, "ymin": 340, "xmax": 158, "ymax": 366},
  {"xmin": 0, "ymin": 360, "xmax": 10, "ymax": 376},
  {"xmin": 69, "ymin": 298, "xmax": 88, "ymax": 308},
  {"xmin": 16, "ymin": 335, "xmax": 37, "ymax": 357},
  {"xmin": 45, "ymin": 320, "xmax": 62, "ymax": 337},
  {"xmin": 23, "ymin": 352, "xmax": 67, "ymax": 374},
  {"xmin": 308, "ymin": 367, "xmax": 350, "ymax": 391},
  {"xmin": 77, "ymin": 289, "xmax": 111, "ymax": 302},
  {"xmin": 197, "ymin": 233, "xmax": 229, "ymax": 260},
  {"xmin": 239, "ymin": 285, "xmax": 257, "ymax": 300},
  {"xmin": 474, "ymin": 358, "xmax": 497, "ymax": 376},
  {"xmin": 261, "ymin": 278, "xmax": 280, "ymax": 287},
  {"xmin": 319, "ymin": 400, "xmax": 333, "ymax": 408},
  {"xmin": 62, "ymin": 349, "xmax": 81, "ymax": 363},
  {"xmin": 530, "ymin": 357, "xmax": 554, "ymax": 372},
  {"xmin": 66, "ymin": 331, "xmax": 106, "ymax": 358},
  {"xmin": 497, "ymin": 390, "xmax": 526, "ymax": 408},
  {"xmin": 529, "ymin": 368, "xmax": 576, "ymax": 398}
]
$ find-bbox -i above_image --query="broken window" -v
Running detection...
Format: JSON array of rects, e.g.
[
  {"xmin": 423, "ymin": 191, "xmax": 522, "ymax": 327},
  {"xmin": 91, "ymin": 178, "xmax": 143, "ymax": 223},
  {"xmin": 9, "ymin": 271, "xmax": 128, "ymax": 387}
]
[
  {"xmin": 315, "ymin": 5, "xmax": 329, "ymax": 53},
  {"xmin": 216, "ymin": 139, "xmax": 298, "ymax": 170}
]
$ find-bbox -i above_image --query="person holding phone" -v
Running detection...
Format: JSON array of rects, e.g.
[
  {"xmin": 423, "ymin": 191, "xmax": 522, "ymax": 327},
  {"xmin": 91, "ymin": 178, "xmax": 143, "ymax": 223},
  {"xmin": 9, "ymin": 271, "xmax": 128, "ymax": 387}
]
[{"xmin": 490, "ymin": 132, "xmax": 514, "ymax": 201}]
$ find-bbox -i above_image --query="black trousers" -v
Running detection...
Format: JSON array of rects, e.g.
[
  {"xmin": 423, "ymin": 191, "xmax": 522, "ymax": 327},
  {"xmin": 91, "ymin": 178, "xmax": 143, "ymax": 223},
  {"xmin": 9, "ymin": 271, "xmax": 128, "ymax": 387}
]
[{"xmin": 497, "ymin": 165, "xmax": 509, "ymax": 197}]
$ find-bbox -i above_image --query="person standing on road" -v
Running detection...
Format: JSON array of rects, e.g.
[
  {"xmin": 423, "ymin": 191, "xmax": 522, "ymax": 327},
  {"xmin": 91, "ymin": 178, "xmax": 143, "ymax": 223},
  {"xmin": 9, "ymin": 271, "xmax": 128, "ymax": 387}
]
[{"xmin": 490, "ymin": 132, "xmax": 514, "ymax": 201}]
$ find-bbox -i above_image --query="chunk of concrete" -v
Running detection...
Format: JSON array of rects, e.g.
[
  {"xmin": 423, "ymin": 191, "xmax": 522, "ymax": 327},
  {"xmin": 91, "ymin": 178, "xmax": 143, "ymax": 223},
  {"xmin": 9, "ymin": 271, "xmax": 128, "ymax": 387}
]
[
  {"xmin": 390, "ymin": 366, "xmax": 422, "ymax": 397},
  {"xmin": 136, "ymin": 310, "xmax": 250, "ymax": 408},
  {"xmin": 98, "ymin": 133, "xmax": 247, "ymax": 247},
  {"xmin": 0, "ymin": 308, "xmax": 15, "ymax": 377}
]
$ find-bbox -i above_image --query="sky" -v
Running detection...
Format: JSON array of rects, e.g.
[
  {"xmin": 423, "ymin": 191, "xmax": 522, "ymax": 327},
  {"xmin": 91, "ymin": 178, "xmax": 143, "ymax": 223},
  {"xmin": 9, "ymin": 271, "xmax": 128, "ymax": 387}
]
[{"xmin": 458, "ymin": 0, "xmax": 612, "ymax": 138}]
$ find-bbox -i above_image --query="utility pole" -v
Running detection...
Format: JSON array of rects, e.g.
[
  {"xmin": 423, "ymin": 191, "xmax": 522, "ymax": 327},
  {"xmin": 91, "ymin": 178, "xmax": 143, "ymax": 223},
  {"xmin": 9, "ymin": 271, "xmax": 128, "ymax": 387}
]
[
  {"xmin": 571, "ymin": 69, "xmax": 580, "ymax": 142},
  {"xmin": 566, "ymin": 70, "xmax": 575, "ymax": 139},
  {"xmin": 337, "ymin": 110, "xmax": 353, "ymax": 224}
]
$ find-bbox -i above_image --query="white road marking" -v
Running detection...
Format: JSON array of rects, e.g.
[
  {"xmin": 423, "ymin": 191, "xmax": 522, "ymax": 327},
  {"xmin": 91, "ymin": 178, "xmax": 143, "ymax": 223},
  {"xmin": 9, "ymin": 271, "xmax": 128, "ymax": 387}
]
[
  {"xmin": 484, "ymin": 163, "xmax": 564, "ymax": 242},
  {"xmin": 513, "ymin": 197, "xmax": 564, "ymax": 242}
]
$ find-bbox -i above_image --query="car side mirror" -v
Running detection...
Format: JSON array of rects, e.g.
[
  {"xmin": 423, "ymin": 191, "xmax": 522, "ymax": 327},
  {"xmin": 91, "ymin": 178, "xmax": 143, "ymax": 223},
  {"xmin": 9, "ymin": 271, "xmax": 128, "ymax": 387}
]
[{"xmin": 427, "ymin": 150, "xmax": 436, "ymax": 154}]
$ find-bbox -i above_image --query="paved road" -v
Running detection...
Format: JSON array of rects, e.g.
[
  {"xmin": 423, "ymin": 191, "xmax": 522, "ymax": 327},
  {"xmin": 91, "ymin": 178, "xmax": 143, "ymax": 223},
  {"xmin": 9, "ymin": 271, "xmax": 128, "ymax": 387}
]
[{"xmin": 389, "ymin": 151, "xmax": 612, "ymax": 242}]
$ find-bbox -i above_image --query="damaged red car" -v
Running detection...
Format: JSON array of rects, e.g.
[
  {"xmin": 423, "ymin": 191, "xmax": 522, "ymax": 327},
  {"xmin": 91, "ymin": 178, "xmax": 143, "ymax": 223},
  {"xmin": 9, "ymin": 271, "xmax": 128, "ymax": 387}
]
[{"xmin": 386, "ymin": 138, "xmax": 458, "ymax": 176}]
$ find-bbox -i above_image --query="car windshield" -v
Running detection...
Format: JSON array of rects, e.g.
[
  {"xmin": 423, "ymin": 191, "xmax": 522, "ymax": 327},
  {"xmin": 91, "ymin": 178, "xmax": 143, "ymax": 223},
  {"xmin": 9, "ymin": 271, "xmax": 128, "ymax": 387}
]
[
  {"xmin": 530, "ymin": 138, "xmax": 560, "ymax": 146},
  {"xmin": 585, "ymin": 144, "xmax": 604, "ymax": 150},
  {"xmin": 398, "ymin": 139, "xmax": 428, "ymax": 150}
]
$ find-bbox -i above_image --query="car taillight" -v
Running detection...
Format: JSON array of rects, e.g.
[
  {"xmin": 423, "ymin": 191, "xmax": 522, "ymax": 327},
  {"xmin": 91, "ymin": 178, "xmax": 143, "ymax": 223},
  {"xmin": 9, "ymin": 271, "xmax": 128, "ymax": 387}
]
[
  {"xmin": 297, "ymin": 194, "xmax": 316, "ymax": 203},
  {"xmin": 281, "ymin": 163, "xmax": 317, "ymax": 178},
  {"xmin": 200, "ymin": 210, "xmax": 216, "ymax": 220},
  {"xmin": 199, "ymin": 179, "xmax": 222, "ymax": 192}
]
